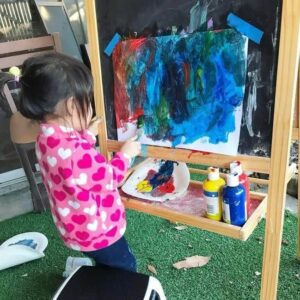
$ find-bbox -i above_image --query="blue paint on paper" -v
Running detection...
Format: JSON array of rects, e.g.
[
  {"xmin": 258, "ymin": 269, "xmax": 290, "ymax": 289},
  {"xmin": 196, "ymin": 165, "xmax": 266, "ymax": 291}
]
[
  {"xmin": 104, "ymin": 33, "xmax": 121, "ymax": 56},
  {"xmin": 227, "ymin": 13, "xmax": 264, "ymax": 44}
]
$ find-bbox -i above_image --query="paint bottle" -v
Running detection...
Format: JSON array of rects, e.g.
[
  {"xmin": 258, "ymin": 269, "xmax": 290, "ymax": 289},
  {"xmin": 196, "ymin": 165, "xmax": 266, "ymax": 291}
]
[
  {"xmin": 230, "ymin": 161, "xmax": 249, "ymax": 219},
  {"xmin": 203, "ymin": 167, "xmax": 225, "ymax": 221},
  {"xmin": 222, "ymin": 173, "xmax": 246, "ymax": 226}
]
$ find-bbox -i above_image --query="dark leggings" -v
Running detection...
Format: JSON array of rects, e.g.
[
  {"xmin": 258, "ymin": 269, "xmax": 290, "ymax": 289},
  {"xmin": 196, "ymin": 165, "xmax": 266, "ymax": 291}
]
[{"xmin": 84, "ymin": 236, "xmax": 136, "ymax": 273}]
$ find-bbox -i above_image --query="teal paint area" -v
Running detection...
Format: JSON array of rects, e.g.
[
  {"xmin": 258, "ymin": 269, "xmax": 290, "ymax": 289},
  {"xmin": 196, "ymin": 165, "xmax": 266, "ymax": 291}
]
[{"xmin": 113, "ymin": 29, "xmax": 248, "ymax": 147}]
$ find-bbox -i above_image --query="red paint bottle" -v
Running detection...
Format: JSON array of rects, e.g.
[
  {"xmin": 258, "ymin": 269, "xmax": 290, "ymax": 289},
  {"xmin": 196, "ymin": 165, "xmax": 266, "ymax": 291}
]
[{"xmin": 230, "ymin": 161, "xmax": 249, "ymax": 220}]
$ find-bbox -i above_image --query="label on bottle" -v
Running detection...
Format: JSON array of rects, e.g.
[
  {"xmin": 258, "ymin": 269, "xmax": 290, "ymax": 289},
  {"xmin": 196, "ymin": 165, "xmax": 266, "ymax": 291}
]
[
  {"xmin": 222, "ymin": 202, "xmax": 231, "ymax": 223},
  {"xmin": 204, "ymin": 191, "xmax": 219, "ymax": 216}
]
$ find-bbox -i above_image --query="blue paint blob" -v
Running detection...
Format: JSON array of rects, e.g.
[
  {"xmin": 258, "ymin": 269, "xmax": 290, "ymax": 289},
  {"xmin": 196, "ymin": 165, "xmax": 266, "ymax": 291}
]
[{"xmin": 149, "ymin": 160, "xmax": 175, "ymax": 189}]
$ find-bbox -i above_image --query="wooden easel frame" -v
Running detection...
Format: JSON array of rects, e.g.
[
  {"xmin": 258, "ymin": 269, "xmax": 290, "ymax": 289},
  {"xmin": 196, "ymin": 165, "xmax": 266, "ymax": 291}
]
[{"xmin": 84, "ymin": 0, "xmax": 300, "ymax": 299}]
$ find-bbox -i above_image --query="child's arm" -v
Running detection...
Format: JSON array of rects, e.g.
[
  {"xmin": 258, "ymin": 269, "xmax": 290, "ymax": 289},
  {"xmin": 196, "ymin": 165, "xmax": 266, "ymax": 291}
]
[{"xmin": 75, "ymin": 133, "xmax": 140, "ymax": 188}]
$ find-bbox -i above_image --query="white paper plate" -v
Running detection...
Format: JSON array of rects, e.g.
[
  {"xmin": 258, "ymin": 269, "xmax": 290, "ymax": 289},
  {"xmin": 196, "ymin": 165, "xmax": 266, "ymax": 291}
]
[
  {"xmin": 0, "ymin": 232, "xmax": 48, "ymax": 271},
  {"xmin": 0, "ymin": 245, "xmax": 45, "ymax": 271},
  {"xmin": 1, "ymin": 232, "xmax": 48, "ymax": 253},
  {"xmin": 122, "ymin": 159, "xmax": 190, "ymax": 202}
]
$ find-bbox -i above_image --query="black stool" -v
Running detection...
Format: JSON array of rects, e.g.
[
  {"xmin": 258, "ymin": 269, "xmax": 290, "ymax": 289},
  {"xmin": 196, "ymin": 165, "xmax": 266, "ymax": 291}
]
[{"xmin": 53, "ymin": 265, "xmax": 166, "ymax": 300}]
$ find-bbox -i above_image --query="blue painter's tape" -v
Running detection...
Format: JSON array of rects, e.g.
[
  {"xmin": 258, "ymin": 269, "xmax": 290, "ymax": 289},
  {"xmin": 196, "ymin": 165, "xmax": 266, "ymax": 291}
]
[
  {"xmin": 104, "ymin": 33, "xmax": 121, "ymax": 56},
  {"xmin": 227, "ymin": 13, "xmax": 263, "ymax": 44},
  {"xmin": 141, "ymin": 144, "xmax": 148, "ymax": 157}
]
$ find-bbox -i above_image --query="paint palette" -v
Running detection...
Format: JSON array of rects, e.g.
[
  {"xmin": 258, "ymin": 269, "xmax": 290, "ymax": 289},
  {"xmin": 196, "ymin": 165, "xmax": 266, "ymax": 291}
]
[{"xmin": 122, "ymin": 159, "xmax": 190, "ymax": 202}]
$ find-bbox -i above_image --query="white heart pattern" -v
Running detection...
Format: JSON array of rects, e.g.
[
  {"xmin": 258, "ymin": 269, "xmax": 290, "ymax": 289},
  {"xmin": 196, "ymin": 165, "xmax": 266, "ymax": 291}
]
[
  {"xmin": 58, "ymin": 147, "xmax": 72, "ymax": 160},
  {"xmin": 58, "ymin": 226, "xmax": 66, "ymax": 235},
  {"xmin": 70, "ymin": 244, "xmax": 81, "ymax": 251},
  {"xmin": 87, "ymin": 220, "xmax": 98, "ymax": 231},
  {"xmin": 119, "ymin": 226, "xmax": 126, "ymax": 235},
  {"xmin": 68, "ymin": 200, "xmax": 80, "ymax": 210},
  {"xmin": 47, "ymin": 156, "xmax": 57, "ymax": 167},
  {"xmin": 84, "ymin": 204, "xmax": 97, "ymax": 216},
  {"xmin": 108, "ymin": 166, "xmax": 113, "ymax": 174},
  {"xmin": 102, "ymin": 223, "xmax": 107, "ymax": 230},
  {"xmin": 116, "ymin": 197, "xmax": 122, "ymax": 206},
  {"xmin": 42, "ymin": 126, "xmax": 55, "ymax": 136},
  {"xmin": 100, "ymin": 211, "xmax": 107, "ymax": 222},
  {"xmin": 71, "ymin": 173, "xmax": 87, "ymax": 185},
  {"xmin": 58, "ymin": 207, "xmax": 70, "ymax": 217},
  {"xmin": 105, "ymin": 181, "xmax": 114, "ymax": 191}
]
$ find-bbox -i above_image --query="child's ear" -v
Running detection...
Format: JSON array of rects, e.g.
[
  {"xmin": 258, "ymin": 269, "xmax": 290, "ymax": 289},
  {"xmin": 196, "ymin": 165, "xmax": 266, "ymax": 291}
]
[{"xmin": 65, "ymin": 97, "xmax": 75, "ymax": 115}]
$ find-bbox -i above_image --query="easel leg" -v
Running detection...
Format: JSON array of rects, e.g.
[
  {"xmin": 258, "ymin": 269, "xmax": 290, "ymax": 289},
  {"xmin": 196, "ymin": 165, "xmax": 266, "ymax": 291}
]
[
  {"xmin": 260, "ymin": 1, "xmax": 300, "ymax": 299},
  {"xmin": 297, "ymin": 63, "xmax": 300, "ymax": 260}
]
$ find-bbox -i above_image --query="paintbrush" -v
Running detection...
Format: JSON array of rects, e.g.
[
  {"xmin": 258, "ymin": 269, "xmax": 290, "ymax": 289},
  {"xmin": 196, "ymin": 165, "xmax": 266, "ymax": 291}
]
[{"xmin": 131, "ymin": 115, "xmax": 144, "ymax": 167}]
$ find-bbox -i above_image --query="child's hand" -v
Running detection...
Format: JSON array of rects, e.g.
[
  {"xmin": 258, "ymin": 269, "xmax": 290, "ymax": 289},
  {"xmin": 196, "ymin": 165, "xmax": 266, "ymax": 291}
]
[
  {"xmin": 88, "ymin": 116, "xmax": 102, "ymax": 136},
  {"xmin": 120, "ymin": 136, "xmax": 141, "ymax": 158}
]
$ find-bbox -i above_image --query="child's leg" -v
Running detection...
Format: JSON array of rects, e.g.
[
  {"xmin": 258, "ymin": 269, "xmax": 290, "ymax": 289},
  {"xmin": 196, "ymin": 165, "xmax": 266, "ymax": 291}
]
[{"xmin": 83, "ymin": 236, "xmax": 136, "ymax": 272}]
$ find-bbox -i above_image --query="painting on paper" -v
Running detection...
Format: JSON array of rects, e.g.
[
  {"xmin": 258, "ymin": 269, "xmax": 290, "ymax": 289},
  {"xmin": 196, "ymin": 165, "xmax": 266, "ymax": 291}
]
[{"xmin": 112, "ymin": 29, "xmax": 248, "ymax": 155}]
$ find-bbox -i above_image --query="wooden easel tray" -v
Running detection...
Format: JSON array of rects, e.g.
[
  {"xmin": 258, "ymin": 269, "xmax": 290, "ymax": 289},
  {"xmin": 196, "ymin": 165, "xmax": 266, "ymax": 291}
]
[{"xmin": 120, "ymin": 180, "xmax": 267, "ymax": 241}]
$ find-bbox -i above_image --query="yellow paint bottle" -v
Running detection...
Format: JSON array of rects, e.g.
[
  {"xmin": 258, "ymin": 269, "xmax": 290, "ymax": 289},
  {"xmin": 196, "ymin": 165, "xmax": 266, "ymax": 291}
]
[{"xmin": 203, "ymin": 167, "xmax": 225, "ymax": 221}]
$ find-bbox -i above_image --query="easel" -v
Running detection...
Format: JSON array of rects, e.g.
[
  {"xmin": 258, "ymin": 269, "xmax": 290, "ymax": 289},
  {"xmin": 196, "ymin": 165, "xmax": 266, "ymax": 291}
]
[{"xmin": 84, "ymin": 0, "xmax": 300, "ymax": 299}]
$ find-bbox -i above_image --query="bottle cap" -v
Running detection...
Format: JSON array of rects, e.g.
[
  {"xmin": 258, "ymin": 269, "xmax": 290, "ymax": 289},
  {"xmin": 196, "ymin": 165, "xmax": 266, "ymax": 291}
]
[
  {"xmin": 207, "ymin": 167, "xmax": 220, "ymax": 181},
  {"xmin": 230, "ymin": 161, "xmax": 242, "ymax": 175},
  {"xmin": 226, "ymin": 173, "xmax": 239, "ymax": 187}
]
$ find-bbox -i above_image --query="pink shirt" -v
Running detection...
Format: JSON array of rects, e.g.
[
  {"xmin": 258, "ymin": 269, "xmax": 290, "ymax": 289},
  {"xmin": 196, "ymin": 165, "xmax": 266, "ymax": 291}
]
[{"xmin": 36, "ymin": 123, "xmax": 130, "ymax": 252}]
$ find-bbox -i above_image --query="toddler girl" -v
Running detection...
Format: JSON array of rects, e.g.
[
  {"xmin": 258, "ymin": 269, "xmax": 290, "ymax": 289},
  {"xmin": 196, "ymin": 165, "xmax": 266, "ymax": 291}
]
[{"xmin": 0, "ymin": 53, "xmax": 141, "ymax": 272}]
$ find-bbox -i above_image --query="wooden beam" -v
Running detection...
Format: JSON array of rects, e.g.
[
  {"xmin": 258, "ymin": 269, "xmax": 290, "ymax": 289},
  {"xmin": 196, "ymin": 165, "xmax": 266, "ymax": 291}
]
[
  {"xmin": 240, "ymin": 196, "xmax": 267, "ymax": 241},
  {"xmin": 0, "ymin": 50, "xmax": 55, "ymax": 69},
  {"xmin": 260, "ymin": 1, "xmax": 300, "ymax": 299},
  {"xmin": 107, "ymin": 140, "xmax": 271, "ymax": 173},
  {"xmin": 52, "ymin": 32, "xmax": 62, "ymax": 53},
  {"xmin": 286, "ymin": 163, "xmax": 297, "ymax": 184},
  {"xmin": 0, "ymin": 35, "xmax": 54, "ymax": 55},
  {"xmin": 84, "ymin": 0, "xmax": 109, "ymax": 159}
]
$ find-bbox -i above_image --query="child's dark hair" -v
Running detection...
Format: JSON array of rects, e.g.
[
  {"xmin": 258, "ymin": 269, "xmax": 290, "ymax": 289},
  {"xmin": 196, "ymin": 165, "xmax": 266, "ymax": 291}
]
[{"xmin": 0, "ymin": 53, "xmax": 93, "ymax": 126}]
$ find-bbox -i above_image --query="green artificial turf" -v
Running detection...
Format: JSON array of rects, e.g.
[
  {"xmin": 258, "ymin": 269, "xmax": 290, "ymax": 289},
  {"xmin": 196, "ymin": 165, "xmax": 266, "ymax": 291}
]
[{"xmin": 0, "ymin": 210, "xmax": 299, "ymax": 300}]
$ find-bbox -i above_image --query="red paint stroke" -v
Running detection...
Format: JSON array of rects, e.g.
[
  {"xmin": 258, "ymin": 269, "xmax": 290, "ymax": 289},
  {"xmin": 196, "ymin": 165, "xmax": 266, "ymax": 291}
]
[
  {"xmin": 158, "ymin": 178, "xmax": 175, "ymax": 194},
  {"xmin": 113, "ymin": 43, "xmax": 130, "ymax": 128},
  {"xmin": 128, "ymin": 38, "xmax": 146, "ymax": 52},
  {"xmin": 183, "ymin": 62, "xmax": 190, "ymax": 87},
  {"xmin": 188, "ymin": 150, "xmax": 211, "ymax": 158},
  {"xmin": 113, "ymin": 38, "xmax": 148, "ymax": 128}
]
